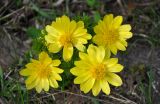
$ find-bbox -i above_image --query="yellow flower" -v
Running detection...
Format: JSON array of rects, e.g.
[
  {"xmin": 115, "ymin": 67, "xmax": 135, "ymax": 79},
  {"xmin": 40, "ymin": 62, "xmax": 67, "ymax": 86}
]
[
  {"xmin": 70, "ymin": 45, "xmax": 123, "ymax": 96},
  {"xmin": 45, "ymin": 15, "xmax": 92, "ymax": 62},
  {"xmin": 93, "ymin": 14, "xmax": 132, "ymax": 56},
  {"xmin": 20, "ymin": 52, "xmax": 63, "ymax": 93}
]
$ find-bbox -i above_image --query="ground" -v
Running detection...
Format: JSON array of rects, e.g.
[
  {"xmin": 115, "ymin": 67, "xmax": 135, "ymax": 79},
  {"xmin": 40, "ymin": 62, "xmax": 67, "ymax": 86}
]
[{"xmin": 0, "ymin": 0, "xmax": 160, "ymax": 104}]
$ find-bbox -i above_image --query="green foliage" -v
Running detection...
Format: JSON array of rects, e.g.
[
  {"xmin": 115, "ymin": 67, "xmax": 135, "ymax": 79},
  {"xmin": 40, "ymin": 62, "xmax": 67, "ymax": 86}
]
[
  {"xmin": 30, "ymin": 2, "xmax": 56, "ymax": 20},
  {"xmin": 27, "ymin": 27, "xmax": 41, "ymax": 39},
  {"xmin": 58, "ymin": 49, "xmax": 79, "ymax": 90},
  {"xmin": 91, "ymin": 98, "xmax": 100, "ymax": 104},
  {"xmin": 139, "ymin": 67, "xmax": 154, "ymax": 104},
  {"xmin": 15, "ymin": 0, "xmax": 22, "ymax": 7},
  {"xmin": 73, "ymin": 13, "xmax": 96, "ymax": 36},
  {"xmin": 27, "ymin": 27, "xmax": 47, "ymax": 53},
  {"xmin": 74, "ymin": 13, "xmax": 91, "ymax": 27},
  {"xmin": 86, "ymin": 0, "xmax": 101, "ymax": 9},
  {"xmin": 132, "ymin": 5, "xmax": 160, "ymax": 46},
  {"xmin": 32, "ymin": 39, "xmax": 45, "ymax": 53},
  {"xmin": 93, "ymin": 11, "xmax": 101, "ymax": 23},
  {"xmin": 0, "ymin": 73, "xmax": 28, "ymax": 104},
  {"xmin": 0, "ymin": 66, "xmax": 3, "ymax": 92},
  {"xmin": 87, "ymin": 0, "xmax": 96, "ymax": 7}
]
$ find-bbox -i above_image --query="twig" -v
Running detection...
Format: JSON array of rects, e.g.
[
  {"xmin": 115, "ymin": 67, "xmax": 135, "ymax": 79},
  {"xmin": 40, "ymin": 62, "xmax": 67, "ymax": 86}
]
[
  {"xmin": 3, "ymin": 28, "xmax": 12, "ymax": 41},
  {"xmin": 0, "ymin": 6, "xmax": 25, "ymax": 21},
  {"xmin": 53, "ymin": 0, "xmax": 64, "ymax": 7},
  {"xmin": 135, "ymin": 0, "xmax": 160, "ymax": 6},
  {"xmin": 0, "ymin": 98, "xmax": 4, "ymax": 104},
  {"xmin": 4, "ymin": 70, "xmax": 13, "ymax": 80},
  {"xmin": 117, "ymin": 0, "xmax": 126, "ymax": 15},
  {"xmin": 31, "ymin": 90, "xmax": 110, "ymax": 103},
  {"xmin": 103, "ymin": 95, "xmax": 137, "ymax": 104},
  {"xmin": 56, "ymin": 90, "xmax": 109, "ymax": 103},
  {"xmin": 112, "ymin": 92, "xmax": 129, "ymax": 100},
  {"xmin": 134, "ymin": 33, "xmax": 149, "ymax": 38}
]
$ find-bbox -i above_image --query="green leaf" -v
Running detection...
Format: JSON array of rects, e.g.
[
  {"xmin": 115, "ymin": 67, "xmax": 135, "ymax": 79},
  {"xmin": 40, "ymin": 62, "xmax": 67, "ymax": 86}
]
[
  {"xmin": 32, "ymin": 40, "xmax": 43, "ymax": 52},
  {"xmin": 0, "ymin": 66, "xmax": 3, "ymax": 78},
  {"xmin": 87, "ymin": 0, "xmax": 96, "ymax": 7},
  {"xmin": 16, "ymin": 0, "xmax": 22, "ymax": 7},
  {"xmin": 26, "ymin": 27, "xmax": 41, "ymax": 39},
  {"xmin": 0, "ymin": 66, "xmax": 3, "ymax": 91},
  {"xmin": 94, "ymin": 12, "xmax": 101, "ymax": 23},
  {"xmin": 30, "ymin": 2, "xmax": 51, "ymax": 19},
  {"xmin": 91, "ymin": 98, "xmax": 100, "ymax": 104}
]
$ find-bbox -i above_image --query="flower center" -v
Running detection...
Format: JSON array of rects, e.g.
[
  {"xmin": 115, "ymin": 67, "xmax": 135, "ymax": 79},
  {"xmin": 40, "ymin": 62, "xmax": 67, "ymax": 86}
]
[
  {"xmin": 39, "ymin": 64, "xmax": 51, "ymax": 78},
  {"xmin": 103, "ymin": 29, "xmax": 119, "ymax": 46},
  {"xmin": 91, "ymin": 64, "xmax": 106, "ymax": 79},
  {"xmin": 59, "ymin": 34, "xmax": 71, "ymax": 46}
]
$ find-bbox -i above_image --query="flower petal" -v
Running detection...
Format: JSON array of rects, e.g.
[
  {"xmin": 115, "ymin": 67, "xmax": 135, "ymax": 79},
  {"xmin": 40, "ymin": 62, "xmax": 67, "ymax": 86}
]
[
  {"xmin": 107, "ymin": 64, "xmax": 123, "ymax": 72},
  {"xmin": 61, "ymin": 15, "xmax": 70, "ymax": 32},
  {"xmin": 52, "ymin": 60, "xmax": 61, "ymax": 66},
  {"xmin": 74, "ymin": 44, "xmax": 86, "ymax": 52},
  {"xmin": 26, "ymin": 78, "xmax": 40, "ymax": 90},
  {"xmin": 20, "ymin": 68, "xmax": 32, "ymax": 76},
  {"xmin": 100, "ymin": 79, "xmax": 110, "ymax": 95},
  {"xmin": 120, "ymin": 40, "xmax": 128, "ymax": 47},
  {"xmin": 109, "ymin": 45, "xmax": 117, "ymax": 55},
  {"xmin": 63, "ymin": 43, "xmax": 73, "ymax": 62},
  {"xmin": 51, "ymin": 71, "xmax": 62, "ymax": 81},
  {"xmin": 112, "ymin": 16, "xmax": 123, "ymax": 28},
  {"xmin": 80, "ymin": 78, "xmax": 95, "ymax": 93},
  {"xmin": 45, "ymin": 34, "xmax": 57, "ymax": 43},
  {"xmin": 45, "ymin": 25, "xmax": 59, "ymax": 37},
  {"xmin": 105, "ymin": 73, "xmax": 122, "ymax": 86},
  {"xmin": 116, "ymin": 42, "xmax": 126, "ymax": 51},
  {"xmin": 105, "ymin": 58, "xmax": 118, "ymax": 67},
  {"xmin": 119, "ymin": 24, "xmax": 131, "ymax": 32},
  {"xmin": 49, "ymin": 78, "xmax": 59, "ymax": 88},
  {"xmin": 81, "ymin": 34, "xmax": 92, "ymax": 40},
  {"xmin": 70, "ymin": 67, "xmax": 87, "ymax": 76},
  {"xmin": 103, "ymin": 14, "xmax": 114, "ymax": 26},
  {"xmin": 25, "ymin": 75, "xmax": 37, "ymax": 85},
  {"xmin": 79, "ymin": 52, "xmax": 88, "ymax": 60},
  {"xmin": 74, "ymin": 60, "xmax": 92, "ymax": 69},
  {"xmin": 43, "ymin": 78, "xmax": 49, "ymax": 91},
  {"xmin": 96, "ymin": 46, "xmax": 105, "ymax": 63},
  {"xmin": 94, "ymin": 25, "xmax": 102, "ymax": 34},
  {"xmin": 74, "ymin": 72, "xmax": 90, "ymax": 84},
  {"xmin": 48, "ymin": 43, "xmax": 62, "ymax": 53},
  {"xmin": 87, "ymin": 45, "xmax": 98, "ymax": 64},
  {"xmin": 52, "ymin": 67, "xmax": 63, "ymax": 73},
  {"xmin": 92, "ymin": 80, "xmax": 101, "ymax": 96},
  {"xmin": 39, "ymin": 52, "xmax": 52, "ymax": 65},
  {"xmin": 87, "ymin": 45, "xmax": 97, "ymax": 56},
  {"xmin": 73, "ymin": 28, "xmax": 87, "ymax": 37},
  {"xmin": 41, "ymin": 79, "xmax": 45, "ymax": 90},
  {"xmin": 77, "ymin": 21, "xmax": 84, "ymax": 28},
  {"xmin": 69, "ymin": 20, "xmax": 77, "ymax": 34},
  {"xmin": 36, "ymin": 81, "xmax": 43, "ymax": 93},
  {"xmin": 119, "ymin": 32, "xmax": 133, "ymax": 39},
  {"xmin": 105, "ymin": 48, "xmax": 111, "ymax": 59}
]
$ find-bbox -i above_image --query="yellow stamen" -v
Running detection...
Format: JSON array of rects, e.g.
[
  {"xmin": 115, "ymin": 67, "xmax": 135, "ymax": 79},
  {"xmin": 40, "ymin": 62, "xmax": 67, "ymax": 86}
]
[
  {"xmin": 59, "ymin": 35, "xmax": 71, "ymax": 46},
  {"xmin": 38, "ymin": 64, "xmax": 52, "ymax": 78},
  {"xmin": 91, "ymin": 64, "xmax": 106, "ymax": 79},
  {"xmin": 103, "ymin": 29, "xmax": 119, "ymax": 46}
]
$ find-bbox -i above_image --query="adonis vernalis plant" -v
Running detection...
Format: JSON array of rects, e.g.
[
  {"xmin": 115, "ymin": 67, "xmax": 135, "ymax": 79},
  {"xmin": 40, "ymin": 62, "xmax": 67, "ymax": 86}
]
[
  {"xmin": 20, "ymin": 14, "xmax": 132, "ymax": 96},
  {"xmin": 45, "ymin": 15, "xmax": 91, "ymax": 62},
  {"xmin": 20, "ymin": 52, "xmax": 63, "ymax": 93},
  {"xmin": 70, "ymin": 45, "xmax": 123, "ymax": 96},
  {"xmin": 93, "ymin": 14, "xmax": 132, "ymax": 56}
]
